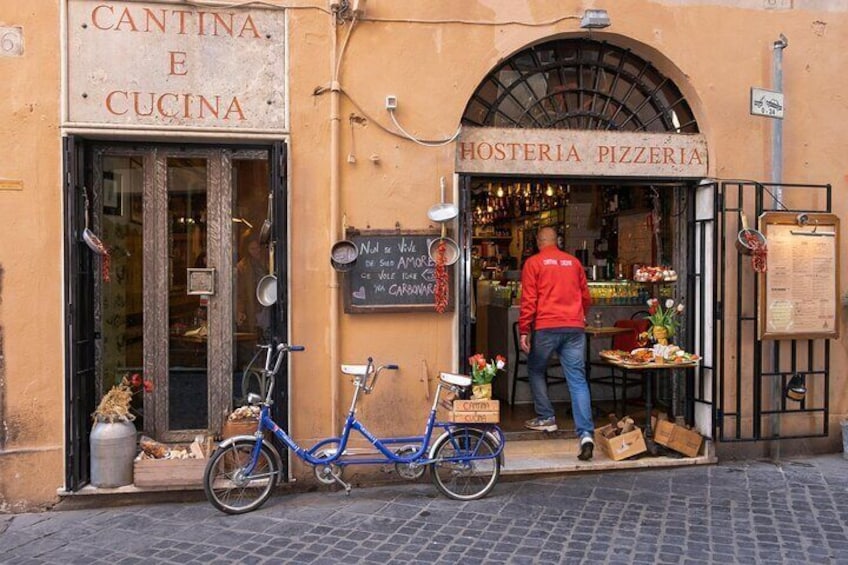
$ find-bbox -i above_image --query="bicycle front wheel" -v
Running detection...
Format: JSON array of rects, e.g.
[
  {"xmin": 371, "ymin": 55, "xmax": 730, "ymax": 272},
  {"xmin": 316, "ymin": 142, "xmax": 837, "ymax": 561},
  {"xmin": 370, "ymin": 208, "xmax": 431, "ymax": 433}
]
[
  {"xmin": 429, "ymin": 428, "xmax": 500, "ymax": 501},
  {"xmin": 204, "ymin": 439, "xmax": 278, "ymax": 514}
]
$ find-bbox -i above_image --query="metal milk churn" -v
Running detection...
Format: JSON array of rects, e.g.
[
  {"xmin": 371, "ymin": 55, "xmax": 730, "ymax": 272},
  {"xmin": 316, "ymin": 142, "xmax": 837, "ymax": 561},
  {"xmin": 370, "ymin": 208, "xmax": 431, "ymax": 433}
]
[{"xmin": 90, "ymin": 420, "xmax": 137, "ymax": 487}]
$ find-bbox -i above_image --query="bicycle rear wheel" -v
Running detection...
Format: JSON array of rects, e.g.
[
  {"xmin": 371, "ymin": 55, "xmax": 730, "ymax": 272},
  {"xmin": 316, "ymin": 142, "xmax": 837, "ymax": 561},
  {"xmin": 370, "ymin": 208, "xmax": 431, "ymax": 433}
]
[
  {"xmin": 429, "ymin": 428, "xmax": 500, "ymax": 501},
  {"xmin": 204, "ymin": 439, "xmax": 278, "ymax": 514}
]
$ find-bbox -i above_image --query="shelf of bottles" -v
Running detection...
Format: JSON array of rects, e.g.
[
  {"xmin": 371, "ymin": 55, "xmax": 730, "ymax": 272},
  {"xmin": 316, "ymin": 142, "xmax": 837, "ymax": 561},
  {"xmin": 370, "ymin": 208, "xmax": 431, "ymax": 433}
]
[
  {"xmin": 589, "ymin": 281, "xmax": 669, "ymax": 306},
  {"xmin": 473, "ymin": 181, "xmax": 570, "ymax": 226}
]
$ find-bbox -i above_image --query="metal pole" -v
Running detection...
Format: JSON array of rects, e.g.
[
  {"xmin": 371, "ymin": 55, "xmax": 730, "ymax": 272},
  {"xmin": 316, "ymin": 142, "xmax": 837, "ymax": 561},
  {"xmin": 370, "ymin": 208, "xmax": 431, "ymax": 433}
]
[
  {"xmin": 772, "ymin": 34, "xmax": 788, "ymax": 194},
  {"xmin": 769, "ymin": 34, "xmax": 788, "ymax": 460}
]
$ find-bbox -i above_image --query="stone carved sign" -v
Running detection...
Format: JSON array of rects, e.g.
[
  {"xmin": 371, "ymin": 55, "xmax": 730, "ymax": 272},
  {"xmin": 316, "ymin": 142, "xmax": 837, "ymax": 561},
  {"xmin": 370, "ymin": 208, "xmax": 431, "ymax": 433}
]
[
  {"xmin": 66, "ymin": 1, "xmax": 286, "ymax": 132},
  {"xmin": 456, "ymin": 126, "xmax": 709, "ymax": 178}
]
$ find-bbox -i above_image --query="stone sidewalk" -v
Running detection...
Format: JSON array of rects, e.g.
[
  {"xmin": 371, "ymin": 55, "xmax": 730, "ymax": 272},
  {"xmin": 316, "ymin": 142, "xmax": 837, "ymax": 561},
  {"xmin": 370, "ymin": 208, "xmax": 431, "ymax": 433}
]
[{"xmin": 1, "ymin": 455, "xmax": 847, "ymax": 564}]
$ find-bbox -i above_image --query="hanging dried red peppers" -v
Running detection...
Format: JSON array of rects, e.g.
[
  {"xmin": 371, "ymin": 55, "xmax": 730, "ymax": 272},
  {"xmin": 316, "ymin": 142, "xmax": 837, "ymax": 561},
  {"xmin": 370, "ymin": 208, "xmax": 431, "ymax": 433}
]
[
  {"xmin": 744, "ymin": 231, "xmax": 767, "ymax": 273},
  {"xmin": 434, "ymin": 240, "xmax": 449, "ymax": 313}
]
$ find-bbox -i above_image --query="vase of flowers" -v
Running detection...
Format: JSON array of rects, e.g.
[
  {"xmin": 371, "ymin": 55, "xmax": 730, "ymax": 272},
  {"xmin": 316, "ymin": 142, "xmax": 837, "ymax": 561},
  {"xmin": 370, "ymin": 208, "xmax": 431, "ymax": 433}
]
[
  {"xmin": 646, "ymin": 297, "xmax": 684, "ymax": 345},
  {"xmin": 468, "ymin": 353, "xmax": 505, "ymax": 400},
  {"xmin": 90, "ymin": 373, "xmax": 153, "ymax": 488}
]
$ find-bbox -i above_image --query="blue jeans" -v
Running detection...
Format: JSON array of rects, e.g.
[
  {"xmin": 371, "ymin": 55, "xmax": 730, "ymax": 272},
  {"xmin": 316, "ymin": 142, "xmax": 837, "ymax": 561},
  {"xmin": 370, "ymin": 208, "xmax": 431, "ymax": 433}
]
[{"xmin": 527, "ymin": 330, "xmax": 594, "ymax": 439}]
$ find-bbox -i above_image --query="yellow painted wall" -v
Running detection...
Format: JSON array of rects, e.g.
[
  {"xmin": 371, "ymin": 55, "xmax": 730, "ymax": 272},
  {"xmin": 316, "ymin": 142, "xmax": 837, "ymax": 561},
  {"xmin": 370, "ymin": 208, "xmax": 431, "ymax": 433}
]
[
  {"xmin": 0, "ymin": 3, "xmax": 63, "ymax": 511},
  {"xmin": 1, "ymin": 0, "xmax": 847, "ymax": 509}
]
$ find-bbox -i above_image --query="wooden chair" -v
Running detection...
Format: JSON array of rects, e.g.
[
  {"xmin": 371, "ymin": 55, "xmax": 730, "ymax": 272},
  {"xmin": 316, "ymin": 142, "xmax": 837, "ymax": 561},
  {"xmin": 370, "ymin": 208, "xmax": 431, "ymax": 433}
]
[
  {"xmin": 588, "ymin": 314, "xmax": 650, "ymax": 415},
  {"xmin": 510, "ymin": 321, "xmax": 565, "ymax": 405}
]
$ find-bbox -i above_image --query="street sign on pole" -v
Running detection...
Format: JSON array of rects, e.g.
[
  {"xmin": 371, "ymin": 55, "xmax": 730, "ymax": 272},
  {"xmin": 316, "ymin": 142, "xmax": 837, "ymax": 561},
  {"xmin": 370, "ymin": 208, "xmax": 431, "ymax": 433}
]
[{"xmin": 751, "ymin": 87, "xmax": 785, "ymax": 118}]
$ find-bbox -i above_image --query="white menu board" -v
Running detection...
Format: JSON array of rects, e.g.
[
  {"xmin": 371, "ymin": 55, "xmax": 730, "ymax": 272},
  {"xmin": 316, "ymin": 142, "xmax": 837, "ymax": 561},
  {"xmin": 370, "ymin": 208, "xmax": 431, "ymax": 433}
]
[{"xmin": 760, "ymin": 212, "xmax": 840, "ymax": 340}]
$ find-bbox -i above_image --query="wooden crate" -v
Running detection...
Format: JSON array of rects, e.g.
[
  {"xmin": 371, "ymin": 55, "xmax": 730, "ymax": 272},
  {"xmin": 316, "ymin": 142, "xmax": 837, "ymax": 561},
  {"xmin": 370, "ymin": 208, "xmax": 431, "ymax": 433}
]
[
  {"xmin": 222, "ymin": 418, "xmax": 260, "ymax": 439},
  {"xmin": 452, "ymin": 399, "xmax": 499, "ymax": 412},
  {"xmin": 449, "ymin": 410, "xmax": 500, "ymax": 424},
  {"xmin": 448, "ymin": 399, "xmax": 500, "ymax": 423},
  {"xmin": 133, "ymin": 458, "xmax": 206, "ymax": 488}
]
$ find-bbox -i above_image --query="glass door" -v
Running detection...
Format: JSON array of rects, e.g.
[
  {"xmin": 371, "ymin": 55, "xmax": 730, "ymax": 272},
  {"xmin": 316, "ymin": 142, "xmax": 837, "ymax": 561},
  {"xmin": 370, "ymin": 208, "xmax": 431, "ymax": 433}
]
[
  {"xmin": 165, "ymin": 156, "xmax": 211, "ymax": 435},
  {"xmin": 91, "ymin": 146, "xmax": 273, "ymax": 443}
]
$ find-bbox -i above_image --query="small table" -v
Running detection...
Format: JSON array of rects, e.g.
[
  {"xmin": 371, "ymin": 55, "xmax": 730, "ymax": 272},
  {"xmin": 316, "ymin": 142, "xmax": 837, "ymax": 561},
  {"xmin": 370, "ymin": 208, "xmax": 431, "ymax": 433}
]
[{"xmin": 600, "ymin": 358, "xmax": 698, "ymax": 454}]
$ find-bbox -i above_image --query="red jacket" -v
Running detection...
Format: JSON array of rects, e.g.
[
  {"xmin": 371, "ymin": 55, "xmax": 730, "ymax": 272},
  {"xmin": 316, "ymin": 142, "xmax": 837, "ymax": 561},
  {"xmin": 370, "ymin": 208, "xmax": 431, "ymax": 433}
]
[{"xmin": 518, "ymin": 246, "xmax": 591, "ymax": 335}]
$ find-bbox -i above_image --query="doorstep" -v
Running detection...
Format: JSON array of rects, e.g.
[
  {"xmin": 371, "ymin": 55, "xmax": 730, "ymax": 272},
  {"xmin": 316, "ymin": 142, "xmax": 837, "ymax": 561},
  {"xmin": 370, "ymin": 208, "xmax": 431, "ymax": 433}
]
[
  {"xmin": 502, "ymin": 436, "xmax": 716, "ymax": 475},
  {"xmin": 58, "ymin": 437, "xmax": 716, "ymax": 500}
]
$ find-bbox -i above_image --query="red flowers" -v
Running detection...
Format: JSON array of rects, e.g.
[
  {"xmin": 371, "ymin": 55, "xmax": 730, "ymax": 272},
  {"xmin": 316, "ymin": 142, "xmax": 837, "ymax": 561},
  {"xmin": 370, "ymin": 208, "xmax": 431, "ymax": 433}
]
[
  {"xmin": 130, "ymin": 373, "xmax": 154, "ymax": 393},
  {"xmin": 468, "ymin": 353, "xmax": 506, "ymax": 385}
]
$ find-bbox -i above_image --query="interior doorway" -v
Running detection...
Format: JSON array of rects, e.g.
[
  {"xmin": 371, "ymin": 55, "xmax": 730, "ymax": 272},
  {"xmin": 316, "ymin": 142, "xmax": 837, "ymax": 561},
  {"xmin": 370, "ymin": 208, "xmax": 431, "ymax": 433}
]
[{"xmin": 460, "ymin": 176, "xmax": 692, "ymax": 434}]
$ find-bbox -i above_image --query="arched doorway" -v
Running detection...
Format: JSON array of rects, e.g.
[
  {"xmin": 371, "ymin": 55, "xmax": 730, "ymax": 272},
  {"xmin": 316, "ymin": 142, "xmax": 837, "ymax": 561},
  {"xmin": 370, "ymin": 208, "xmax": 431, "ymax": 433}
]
[{"xmin": 456, "ymin": 37, "xmax": 708, "ymax": 443}]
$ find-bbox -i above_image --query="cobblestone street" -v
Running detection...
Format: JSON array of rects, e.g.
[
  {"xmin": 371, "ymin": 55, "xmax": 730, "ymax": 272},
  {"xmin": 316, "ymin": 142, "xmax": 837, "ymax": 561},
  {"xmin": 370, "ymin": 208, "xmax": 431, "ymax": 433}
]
[{"xmin": 2, "ymin": 454, "xmax": 847, "ymax": 564}]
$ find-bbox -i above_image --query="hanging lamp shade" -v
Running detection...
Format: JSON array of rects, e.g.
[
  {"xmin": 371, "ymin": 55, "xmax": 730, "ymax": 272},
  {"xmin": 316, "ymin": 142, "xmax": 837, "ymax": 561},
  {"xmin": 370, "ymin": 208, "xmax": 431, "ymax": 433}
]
[{"xmin": 785, "ymin": 374, "xmax": 807, "ymax": 402}]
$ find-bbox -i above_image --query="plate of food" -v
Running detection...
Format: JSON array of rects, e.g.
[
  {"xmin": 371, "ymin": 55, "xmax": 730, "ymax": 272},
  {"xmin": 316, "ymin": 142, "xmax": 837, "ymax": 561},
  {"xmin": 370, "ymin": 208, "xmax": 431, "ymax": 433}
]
[
  {"xmin": 626, "ymin": 348, "xmax": 655, "ymax": 364},
  {"xmin": 670, "ymin": 351, "xmax": 700, "ymax": 364},
  {"xmin": 599, "ymin": 349, "xmax": 631, "ymax": 362}
]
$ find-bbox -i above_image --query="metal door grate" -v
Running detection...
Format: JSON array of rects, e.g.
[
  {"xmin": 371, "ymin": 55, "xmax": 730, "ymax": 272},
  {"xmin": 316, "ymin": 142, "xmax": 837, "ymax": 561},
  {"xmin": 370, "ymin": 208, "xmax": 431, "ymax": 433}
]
[{"xmin": 715, "ymin": 181, "xmax": 832, "ymax": 442}]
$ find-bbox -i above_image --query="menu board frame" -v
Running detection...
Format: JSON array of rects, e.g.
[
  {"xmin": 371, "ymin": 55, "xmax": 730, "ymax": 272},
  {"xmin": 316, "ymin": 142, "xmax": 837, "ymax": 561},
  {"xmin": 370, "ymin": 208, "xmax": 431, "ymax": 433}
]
[
  {"xmin": 758, "ymin": 212, "xmax": 840, "ymax": 340},
  {"xmin": 342, "ymin": 229, "xmax": 453, "ymax": 314}
]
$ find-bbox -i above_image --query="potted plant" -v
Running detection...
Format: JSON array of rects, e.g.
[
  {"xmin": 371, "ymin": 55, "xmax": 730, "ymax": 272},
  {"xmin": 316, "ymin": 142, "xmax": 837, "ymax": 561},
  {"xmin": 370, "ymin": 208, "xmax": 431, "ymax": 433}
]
[
  {"xmin": 468, "ymin": 353, "xmax": 505, "ymax": 400},
  {"xmin": 90, "ymin": 373, "xmax": 152, "ymax": 487},
  {"xmin": 645, "ymin": 297, "xmax": 685, "ymax": 345}
]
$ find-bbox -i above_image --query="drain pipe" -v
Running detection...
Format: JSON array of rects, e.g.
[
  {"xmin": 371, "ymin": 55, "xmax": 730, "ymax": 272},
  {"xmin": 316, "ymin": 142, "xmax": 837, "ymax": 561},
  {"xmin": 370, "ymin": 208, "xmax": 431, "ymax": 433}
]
[
  {"xmin": 769, "ymin": 33, "xmax": 788, "ymax": 460},
  {"xmin": 329, "ymin": 17, "xmax": 341, "ymax": 436}
]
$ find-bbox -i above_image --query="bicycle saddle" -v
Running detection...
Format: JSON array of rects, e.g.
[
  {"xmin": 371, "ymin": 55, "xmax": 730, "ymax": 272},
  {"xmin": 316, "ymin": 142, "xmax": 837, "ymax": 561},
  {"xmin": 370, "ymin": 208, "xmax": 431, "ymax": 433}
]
[
  {"xmin": 341, "ymin": 364, "xmax": 372, "ymax": 376},
  {"xmin": 440, "ymin": 373, "xmax": 472, "ymax": 387}
]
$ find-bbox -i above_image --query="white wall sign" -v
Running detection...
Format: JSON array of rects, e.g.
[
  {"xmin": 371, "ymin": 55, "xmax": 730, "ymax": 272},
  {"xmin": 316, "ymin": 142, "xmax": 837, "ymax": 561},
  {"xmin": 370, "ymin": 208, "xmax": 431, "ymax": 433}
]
[
  {"xmin": 66, "ymin": 1, "xmax": 286, "ymax": 132},
  {"xmin": 0, "ymin": 26, "xmax": 24, "ymax": 57},
  {"xmin": 456, "ymin": 127, "xmax": 708, "ymax": 178},
  {"xmin": 750, "ymin": 87, "xmax": 785, "ymax": 119}
]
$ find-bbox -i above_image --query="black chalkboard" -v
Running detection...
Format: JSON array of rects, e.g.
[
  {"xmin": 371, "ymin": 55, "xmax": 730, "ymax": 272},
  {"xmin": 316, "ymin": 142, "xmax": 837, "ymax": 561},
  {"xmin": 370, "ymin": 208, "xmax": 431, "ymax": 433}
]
[{"xmin": 343, "ymin": 230, "xmax": 455, "ymax": 313}]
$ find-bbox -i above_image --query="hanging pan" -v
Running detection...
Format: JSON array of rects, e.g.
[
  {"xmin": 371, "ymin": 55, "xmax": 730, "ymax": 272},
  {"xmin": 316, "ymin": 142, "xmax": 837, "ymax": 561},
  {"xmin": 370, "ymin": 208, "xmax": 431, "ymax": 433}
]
[
  {"xmin": 735, "ymin": 211, "xmax": 766, "ymax": 255},
  {"xmin": 330, "ymin": 239, "xmax": 358, "ymax": 272},
  {"xmin": 259, "ymin": 192, "xmax": 273, "ymax": 245},
  {"xmin": 427, "ymin": 176, "xmax": 458, "ymax": 223},
  {"xmin": 256, "ymin": 241, "xmax": 278, "ymax": 307},
  {"xmin": 427, "ymin": 223, "xmax": 459, "ymax": 266},
  {"xmin": 81, "ymin": 189, "xmax": 108, "ymax": 256}
]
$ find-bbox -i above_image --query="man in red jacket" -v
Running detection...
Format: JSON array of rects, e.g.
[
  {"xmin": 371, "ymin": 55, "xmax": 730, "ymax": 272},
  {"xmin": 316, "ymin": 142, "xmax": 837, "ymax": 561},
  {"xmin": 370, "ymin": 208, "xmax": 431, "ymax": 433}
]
[{"xmin": 519, "ymin": 226, "xmax": 595, "ymax": 460}]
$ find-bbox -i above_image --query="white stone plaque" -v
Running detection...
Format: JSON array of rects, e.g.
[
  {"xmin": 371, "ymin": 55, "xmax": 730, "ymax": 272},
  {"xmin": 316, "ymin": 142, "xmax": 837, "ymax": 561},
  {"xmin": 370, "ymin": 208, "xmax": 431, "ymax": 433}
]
[
  {"xmin": 457, "ymin": 127, "xmax": 708, "ymax": 178},
  {"xmin": 67, "ymin": 1, "xmax": 286, "ymax": 132},
  {"xmin": 0, "ymin": 26, "xmax": 24, "ymax": 57}
]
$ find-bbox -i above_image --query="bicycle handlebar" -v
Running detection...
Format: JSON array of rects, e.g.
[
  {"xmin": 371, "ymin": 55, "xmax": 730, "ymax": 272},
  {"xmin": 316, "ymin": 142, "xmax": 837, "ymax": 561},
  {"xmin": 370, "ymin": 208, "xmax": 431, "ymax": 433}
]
[
  {"xmin": 362, "ymin": 362, "xmax": 398, "ymax": 393},
  {"xmin": 275, "ymin": 343, "xmax": 306, "ymax": 352}
]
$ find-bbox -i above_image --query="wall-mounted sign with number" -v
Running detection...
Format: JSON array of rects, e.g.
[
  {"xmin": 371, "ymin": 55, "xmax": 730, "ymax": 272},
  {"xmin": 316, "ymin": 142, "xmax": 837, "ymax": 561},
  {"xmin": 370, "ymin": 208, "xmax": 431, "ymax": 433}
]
[
  {"xmin": 759, "ymin": 212, "xmax": 840, "ymax": 340},
  {"xmin": 750, "ymin": 87, "xmax": 785, "ymax": 119},
  {"xmin": 0, "ymin": 26, "xmax": 23, "ymax": 57}
]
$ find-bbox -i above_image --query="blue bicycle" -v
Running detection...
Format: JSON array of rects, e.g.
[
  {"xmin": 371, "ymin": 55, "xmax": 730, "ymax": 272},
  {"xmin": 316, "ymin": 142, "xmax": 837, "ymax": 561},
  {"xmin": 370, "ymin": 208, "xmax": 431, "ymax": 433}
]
[{"xmin": 204, "ymin": 343, "xmax": 505, "ymax": 514}]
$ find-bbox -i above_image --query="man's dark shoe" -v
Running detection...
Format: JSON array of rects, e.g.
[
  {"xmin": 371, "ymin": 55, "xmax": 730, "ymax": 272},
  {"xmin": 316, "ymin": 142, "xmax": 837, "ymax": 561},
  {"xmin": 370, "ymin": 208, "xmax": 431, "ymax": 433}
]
[{"xmin": 578, "ymin": 438, "xmax": 594, "ymax": 461}]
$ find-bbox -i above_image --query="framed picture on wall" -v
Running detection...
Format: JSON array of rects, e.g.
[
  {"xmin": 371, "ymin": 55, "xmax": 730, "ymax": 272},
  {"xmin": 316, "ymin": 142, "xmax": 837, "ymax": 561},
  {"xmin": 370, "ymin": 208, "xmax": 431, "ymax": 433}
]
[
  {"xmin": 103, "ymin": 171, "xmax": 122, "ymax": 216},
  {"xmin": 129, "ymin": 192, "xmax": 143, "ymax": 224}
]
